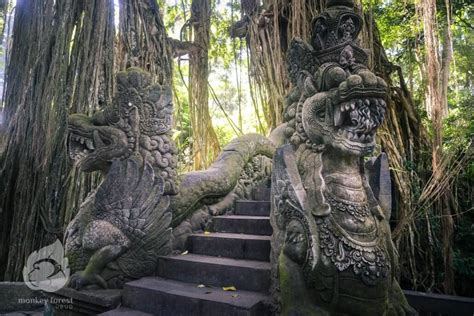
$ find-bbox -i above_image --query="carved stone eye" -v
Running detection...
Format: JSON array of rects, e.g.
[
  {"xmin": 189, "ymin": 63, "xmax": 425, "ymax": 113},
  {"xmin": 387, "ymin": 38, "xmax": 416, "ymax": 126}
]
[
  {"xmin": 311, "ymin": 17, "xmax": 328, "ymax": 50},
  {"xmin": 315, "ymin": 19, "xmax": 326, "ymax": 34},
  {"xmin": 316, "ymin": 108, "xmax": 326, "ymax": 122}
]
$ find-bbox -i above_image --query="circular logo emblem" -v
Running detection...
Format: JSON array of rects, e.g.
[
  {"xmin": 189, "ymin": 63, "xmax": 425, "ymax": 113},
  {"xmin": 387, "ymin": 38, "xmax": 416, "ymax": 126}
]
[{"xmin": 22, "ymin": 239, "xmax": 70, "ymax": 292}]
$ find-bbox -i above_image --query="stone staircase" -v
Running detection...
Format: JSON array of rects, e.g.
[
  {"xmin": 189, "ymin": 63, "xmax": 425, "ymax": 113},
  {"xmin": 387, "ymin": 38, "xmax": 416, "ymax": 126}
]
[{"xmin": 102, "ymin": 199, "xmax": 273, "ymax": 316}]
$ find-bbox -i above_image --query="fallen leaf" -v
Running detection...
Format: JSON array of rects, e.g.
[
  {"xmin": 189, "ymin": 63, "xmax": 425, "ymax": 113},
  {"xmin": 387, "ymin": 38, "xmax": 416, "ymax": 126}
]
[
  {"xmin": 197, "ymin": 284, "xmax": 206, "ymax": 288},
  {"xmin": 222, "ymin": 286, "xmax": 237, "ymax": 291},
  {"xmin": 232, "ymin": 294, "xmax": 239, "ymax": 298},
  {"xmin": 181, "ymin": 250, "xmax": 188, "ymax": 255},
  {"xmin": 204, "ymin": 231, "xmax": 211, "ymax": 235}
]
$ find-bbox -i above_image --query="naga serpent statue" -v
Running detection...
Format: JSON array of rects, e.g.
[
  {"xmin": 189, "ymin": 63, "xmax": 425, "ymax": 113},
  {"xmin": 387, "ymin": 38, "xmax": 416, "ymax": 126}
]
[
  {"xmin": 270, "ymin": 0, "xmax": 416, "ymax": 315},
  {"xmin": 65, "ymin": 68, "xmax": 274, "ymax": 289}
]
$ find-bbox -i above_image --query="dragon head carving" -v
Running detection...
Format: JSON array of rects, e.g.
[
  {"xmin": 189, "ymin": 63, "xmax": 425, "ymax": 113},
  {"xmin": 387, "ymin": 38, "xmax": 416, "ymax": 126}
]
[
  {"xmin": 68, "ymin": 68, "xmax": 177, "ymax": 194},
  {"xmin": 285, "ymin": 1, "xmax": 387, "ymax": 157}
]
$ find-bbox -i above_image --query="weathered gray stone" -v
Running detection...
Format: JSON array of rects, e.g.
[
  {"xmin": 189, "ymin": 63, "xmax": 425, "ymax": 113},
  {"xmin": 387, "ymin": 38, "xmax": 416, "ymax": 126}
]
[
  {"xmin": 156, "ymin": 254, "xmax": 271, "ymax": 293},
  {"xmin": 234, "ymin": 200, "xmax": 271, "ymax": 216},
  {"xmin": 210, "ymin": 215, "xmax": 272, "ymax": 235},
  {"xmin": 188, "ymin": 232, "xmax": 271, "ymax": 261},
  {"xmin": 171, "ymin": 149, "xmax": 274, "ymax": 252},
  {"xmin": 100, "ymin": 307, "xmax": 153, "ymax": 316},
  {"xmin": 170, "ymin": 136, "xmax": 275, "ymax": 227},
  {"xmin": 171, "ymin": 221, "xmax": 193, "ymax": 251},
  {"xmin": 115, "ymin": 195, "xmax": 274, "ymax": 315},
  {"xmin": 40, "ymin": 287, "xmax": 121, "ymax": 314},
  {"xmin": 365, "ymin": 153, "xmax": 392, "ymax": 218},
  {"xmin": 122, "ymin": 277, "xmax": 269, "ymax": 316},
  {"xmin": 250, "ymin": 187, "xmax": 271, "ymax": 201},
  {"xmin": 0, "ymin": 282, "xmax": 45, "ymax": 312},
  {"xmin": 64, "ymin": 68, "xmax": 174, "ymax": 290},
  {"xmin": 52, "ymin": 287, "xmax": 121, "ymax": 308},
  {"xmin": 270, "ymin": 0, "xmax": 416, "ymax": 315}
]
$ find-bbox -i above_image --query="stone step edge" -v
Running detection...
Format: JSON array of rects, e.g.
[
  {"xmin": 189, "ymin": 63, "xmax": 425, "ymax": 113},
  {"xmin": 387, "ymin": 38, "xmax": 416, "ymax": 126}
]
[
  {"xmin": 189, "ymin": 232, "xmax": 271, "ymax": 241},
  {"xmin": 124, "ymin": 277, "xmax": 270, "ymax": 309}
]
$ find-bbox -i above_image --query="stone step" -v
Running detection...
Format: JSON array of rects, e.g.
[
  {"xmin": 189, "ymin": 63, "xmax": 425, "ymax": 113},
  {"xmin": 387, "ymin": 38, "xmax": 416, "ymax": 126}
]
[
  {"xmin": 156, "ymin": 254, "xmax": 271, "ymax": 293},
  {"xmin": 100, "ymin": 307, "xmax": 153, "ymax": 316},
  {"xmin": 234, "ymin": 200, "xmax": 271, "ymax": 216},
  {"xmin": 210, "ymin": 215, "xmax": 272, "ymax": 236},
  {"xmin": 251, "ymin": 187, "xmax": 271, "ymax": 201},
  {"xmin": 47, "ymin": 287, "xmax": 121, "ymax": 314},
  {"xmin": 122, "ymin": 277, "xmax": 270, "ymax": 316},
  {"xmin": 188, "ymin": 232, "xmax": 271, "ymax": 261}
]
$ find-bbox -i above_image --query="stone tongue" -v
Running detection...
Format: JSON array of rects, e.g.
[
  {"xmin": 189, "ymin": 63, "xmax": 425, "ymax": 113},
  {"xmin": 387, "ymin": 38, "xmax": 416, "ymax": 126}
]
[
  {"xmin": 334, "ymin": 103, "xmax": 343, "ymax": 127},
  {"xmin": 93, "ymin": 130, "xmax": 105, "ymax": 149},
  {"xmin": 85, "ymin": 139, "xmax": 94, "ymax": 150}
]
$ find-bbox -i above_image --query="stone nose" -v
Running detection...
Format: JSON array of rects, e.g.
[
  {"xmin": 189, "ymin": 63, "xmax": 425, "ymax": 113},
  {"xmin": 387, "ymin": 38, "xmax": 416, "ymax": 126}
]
[
  {"xmin": 357, "ymin": 70, "xmax": 378, "ymax": 86},
  {"xmin": 357, "ymin": 70, "xmax": 388, "ymax": 90}
]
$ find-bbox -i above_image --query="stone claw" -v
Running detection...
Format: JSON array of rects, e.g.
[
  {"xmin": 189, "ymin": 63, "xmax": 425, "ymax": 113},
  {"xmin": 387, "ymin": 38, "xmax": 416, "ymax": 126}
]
[{"xmin": 68, "ymin": 271, "xmax": 108, "ymax": 290}]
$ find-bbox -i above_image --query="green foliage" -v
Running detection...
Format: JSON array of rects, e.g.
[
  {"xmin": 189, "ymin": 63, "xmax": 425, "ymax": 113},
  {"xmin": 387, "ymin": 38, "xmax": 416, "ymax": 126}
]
[
  {"xmin": 209, "ymin": 2, "xmax": 240, "ymax": 69},
  {"xmin": 162, "ymin": 0, "xmax": 262, "ymax": 159},
  {"xmin": 444, "ymin": 4, "xmax": 474, "ymax": 152},
  {"xmin": 369, "ymin": 0, "xmax": 473, "ymax": 160},
  {"xmin": 367, "ymin": 0, "xmax": 474, "ymax": 295},
  {"xmin": 171, "ymin": 61, "xmax": 194, "ymax": 172},
  {"xmin": 453, "ymin": 175, "xmax": 474, "ymax": 294},
  {"xmin": 372, "ymin": 1, "xmax": 420, "ymax": 53},
  {"xmin": 454, "ymin": 221, "xmax": 474, "ymax": 279}
]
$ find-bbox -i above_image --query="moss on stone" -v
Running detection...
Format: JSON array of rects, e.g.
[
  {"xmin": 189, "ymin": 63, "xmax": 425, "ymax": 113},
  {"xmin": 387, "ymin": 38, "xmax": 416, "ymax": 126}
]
[{"xmin": 279, "ymin": 253, "xmax": 329, "ymax": 316}]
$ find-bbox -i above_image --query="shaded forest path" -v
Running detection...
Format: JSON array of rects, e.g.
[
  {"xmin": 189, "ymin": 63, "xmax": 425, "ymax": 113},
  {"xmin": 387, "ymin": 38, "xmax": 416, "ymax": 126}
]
[{"xmin": 103, "ymin": 198, "xmax": 273, "ymax": 316}]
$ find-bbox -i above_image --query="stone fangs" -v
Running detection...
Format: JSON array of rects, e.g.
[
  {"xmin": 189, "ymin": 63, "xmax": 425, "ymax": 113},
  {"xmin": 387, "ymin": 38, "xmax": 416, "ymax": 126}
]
[
  {"xmin": 334, "ymin": 97, "xmax": 386, "ymax": 144},
  {"xmin": 70, "ymin": 134, "xmax": 95, "ymax": 150},
  {"xmin": 68, "ymin": 129, "xmax": 112, "ymax": 162},
  {"xmin": 68, "ymin": 134, "xmax": 94, "ymax": 161}
]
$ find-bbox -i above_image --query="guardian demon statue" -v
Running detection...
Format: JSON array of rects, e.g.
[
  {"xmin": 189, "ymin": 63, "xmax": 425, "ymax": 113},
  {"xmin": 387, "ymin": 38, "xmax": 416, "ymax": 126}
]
[{"xmin": 270, "ymin": 0, "xmax": 416, "ymax": 315}]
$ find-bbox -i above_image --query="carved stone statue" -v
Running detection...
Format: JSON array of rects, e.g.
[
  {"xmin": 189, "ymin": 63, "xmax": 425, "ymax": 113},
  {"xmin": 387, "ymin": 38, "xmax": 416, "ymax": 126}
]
[
  {"xmin": 270, "ymin": 0, "xmax": 416, "ymax": 315},
  {"xmin": 65, "ymin": 68, "xmax": 176, "ymax": 289},
  {"xmin": 65, "ymin": 68, "xmax": 274, "ymax": 289}
]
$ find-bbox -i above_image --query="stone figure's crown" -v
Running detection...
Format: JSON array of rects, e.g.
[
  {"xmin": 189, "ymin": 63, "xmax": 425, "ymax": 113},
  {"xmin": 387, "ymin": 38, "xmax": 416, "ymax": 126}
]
[
  {"xmin": 311, "ymin": 0, "xmax": 368, "ymax": 65},
  {"xmin": 115, "ymin": 68, "xmax": 173, "ymax": 136}
]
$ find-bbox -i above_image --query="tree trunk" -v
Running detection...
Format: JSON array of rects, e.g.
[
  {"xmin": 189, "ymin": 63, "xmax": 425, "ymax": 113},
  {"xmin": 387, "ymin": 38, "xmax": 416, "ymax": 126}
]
[
  {"xmin": 0, "ymin": 0, "xmax": 115, "ymax": 281},
  {"xmin": 245, "ymin": 0, "xmax": 324, "ymax": 131},
  {"xmin": 118, "ymin": 0, "xmax": 173, "ymax": 85},
  {"xmin": 419, "ymin": 0, "xmax": 454, "ymax": 294},
  {"xmin": 189, "ymin": 0, "xmax": 220, "ymax": 170},
  {"xmin": 0, "ymin": 0, "xmax": 177, "ymax": 281}
]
